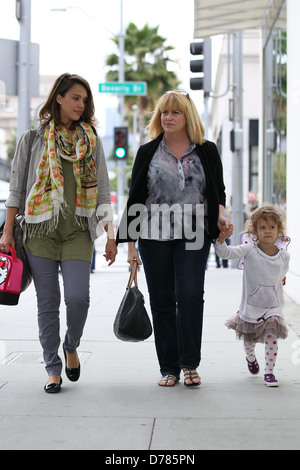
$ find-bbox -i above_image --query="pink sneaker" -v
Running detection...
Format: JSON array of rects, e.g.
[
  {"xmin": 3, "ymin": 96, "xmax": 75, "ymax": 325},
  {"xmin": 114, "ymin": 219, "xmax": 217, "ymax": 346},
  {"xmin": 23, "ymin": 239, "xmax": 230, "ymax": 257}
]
[
  {"xmin": 246, "ymin": 357, "xmax": 260, "ymax": 375},
  {"xmin": 264, "ymin": 374, "xmax": 279, "ymax": 387}
]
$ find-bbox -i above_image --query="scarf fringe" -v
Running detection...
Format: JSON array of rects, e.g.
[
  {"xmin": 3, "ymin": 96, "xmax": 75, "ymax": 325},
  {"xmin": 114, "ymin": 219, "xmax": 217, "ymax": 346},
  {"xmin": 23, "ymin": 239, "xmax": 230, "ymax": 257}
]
[
  {"xmin": 25, "ymin": 194, "xmax": 68, "ymax": 237},
  {"xmin": 26, "ymin": 217, "xmax": 60, "ymax": 238},
  {"xmin": 26, "ymin": 212, "xmax": 89, "ymax": 238},
  {"xmin": 26, "ymin": 121, "xmax": 98, "ymax": 230},
  {"xmin": 74, "ymin": 214, "xmax": 89, "ymax": 230}
]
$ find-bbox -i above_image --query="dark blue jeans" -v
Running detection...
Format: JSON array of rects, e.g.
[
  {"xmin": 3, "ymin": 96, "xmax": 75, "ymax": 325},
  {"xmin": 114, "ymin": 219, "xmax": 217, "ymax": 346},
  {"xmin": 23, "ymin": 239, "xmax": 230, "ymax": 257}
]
[{"xmin": 139, "ymin": 234, "xmax": 211, "ymax": 378}]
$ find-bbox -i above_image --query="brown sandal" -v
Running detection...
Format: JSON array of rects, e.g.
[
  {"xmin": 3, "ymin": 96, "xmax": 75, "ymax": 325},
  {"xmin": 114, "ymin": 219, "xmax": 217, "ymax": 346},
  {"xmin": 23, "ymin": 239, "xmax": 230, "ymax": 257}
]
[
  {"xmin": 158, "ymin": 374, "xmax": 179, "ymax": 387},
  {"xmin": 182, "ymin": 368, "xmax": 201, "ymax": 387}
]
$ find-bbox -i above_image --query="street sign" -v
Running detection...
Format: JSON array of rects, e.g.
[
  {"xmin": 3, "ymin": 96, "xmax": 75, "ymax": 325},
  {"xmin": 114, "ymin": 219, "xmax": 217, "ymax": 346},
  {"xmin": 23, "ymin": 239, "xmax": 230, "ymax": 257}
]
[{"xmin": 99, "ymin": 82, "xmax": 147, "ymax": 96}]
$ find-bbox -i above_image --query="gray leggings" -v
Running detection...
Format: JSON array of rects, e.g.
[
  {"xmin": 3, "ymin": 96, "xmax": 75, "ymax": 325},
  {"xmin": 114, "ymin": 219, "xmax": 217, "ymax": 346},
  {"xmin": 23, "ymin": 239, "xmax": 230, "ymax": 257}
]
[{"xmin": 27, "ymin": 253, "xmax": 91, "ymax": 376}]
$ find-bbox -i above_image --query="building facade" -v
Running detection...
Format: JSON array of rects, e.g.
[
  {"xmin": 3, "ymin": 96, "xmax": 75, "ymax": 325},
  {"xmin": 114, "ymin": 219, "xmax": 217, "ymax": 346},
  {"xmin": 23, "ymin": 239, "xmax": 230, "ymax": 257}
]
[{"xmin": 194, "ymin": 0, "xmax": 299, "ymax": 305}]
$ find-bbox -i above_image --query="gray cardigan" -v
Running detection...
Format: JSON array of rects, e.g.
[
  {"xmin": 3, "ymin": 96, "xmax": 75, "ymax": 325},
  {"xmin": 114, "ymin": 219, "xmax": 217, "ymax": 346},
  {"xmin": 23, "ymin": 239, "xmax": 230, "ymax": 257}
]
[{"xmin": 6, "ymin": 126, "xmax": 113, "ymax": 241}]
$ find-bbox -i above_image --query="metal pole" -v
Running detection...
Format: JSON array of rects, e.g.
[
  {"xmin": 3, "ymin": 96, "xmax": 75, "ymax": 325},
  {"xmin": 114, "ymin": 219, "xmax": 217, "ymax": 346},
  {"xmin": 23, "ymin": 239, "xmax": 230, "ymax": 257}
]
[
  {"xmin": 264, "ymin": 38, "xmax": 275, "ymax": 203},
  {"xmin": 231, "ymin": 32, "xmax": 244, "ymax": 250},
  {"xmin": 132, "ymin": 104, "xmax": 138, "ymax": 160},
  {"xmin": 17, "ymin": 0, "xmax": 31, "ymax": 139},
  {"xmin": 118, "ymin": 0, "xmax": 125, "ymax": 120},
  {"xmin": 203, "ymin": 93, "xmax": 209, "ymax": 139},
  {"xmin": 117, "ymin": 0, "xmax": 125, "ymax": 222}
]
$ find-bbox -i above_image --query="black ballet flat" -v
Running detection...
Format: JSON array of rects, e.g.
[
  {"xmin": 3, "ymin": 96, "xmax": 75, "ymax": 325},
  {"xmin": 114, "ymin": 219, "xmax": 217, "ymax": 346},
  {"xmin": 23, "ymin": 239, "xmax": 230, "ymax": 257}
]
[
  {"xmin": 44, "ymin": 377, "xmax": 62, "ymax": 394},
  {"xmin": 63, "ymin": 343, "xmax": 81, "ymax": 382}
]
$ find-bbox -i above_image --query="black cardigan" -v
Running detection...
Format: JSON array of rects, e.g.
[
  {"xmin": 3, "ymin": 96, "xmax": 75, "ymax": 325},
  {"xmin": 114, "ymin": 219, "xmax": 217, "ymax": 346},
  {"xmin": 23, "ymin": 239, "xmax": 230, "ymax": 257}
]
[{"xmin": 116, "ymin": 133, "xmax": 226, "ymax": 244}]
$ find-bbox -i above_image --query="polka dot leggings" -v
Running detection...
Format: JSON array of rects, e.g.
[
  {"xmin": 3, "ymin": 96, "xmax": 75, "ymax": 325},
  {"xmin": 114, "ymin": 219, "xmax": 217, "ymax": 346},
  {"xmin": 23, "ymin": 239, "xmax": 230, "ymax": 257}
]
[{"xmin": 244, "ymin": 335, "xmax": 278, "ymax": 374}]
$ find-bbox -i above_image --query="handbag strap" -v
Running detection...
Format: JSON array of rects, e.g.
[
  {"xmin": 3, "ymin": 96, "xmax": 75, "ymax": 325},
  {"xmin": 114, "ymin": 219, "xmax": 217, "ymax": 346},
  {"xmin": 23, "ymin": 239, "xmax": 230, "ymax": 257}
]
[
  {"xmin": 127, "ymin": 261, "xmax": 138, "ymax": 289},
  {"xmin": 18, "ymin": 129, "xmax": 36, "ymax": 216}
]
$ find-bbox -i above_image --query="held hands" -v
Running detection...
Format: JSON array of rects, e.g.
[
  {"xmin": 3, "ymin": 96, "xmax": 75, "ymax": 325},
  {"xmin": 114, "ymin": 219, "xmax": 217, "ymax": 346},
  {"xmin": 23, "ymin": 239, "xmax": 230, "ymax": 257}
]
[
  {"xmin": 102, "ymin": 221, "xmax": 117, "ymax": 266},
  {"xmin": 217, "ymin": 223, "xmax": 233, "ymax": 244},
  {"xmin": 103, "ymin": 239, "xmax": 118, "ymax": 266}
]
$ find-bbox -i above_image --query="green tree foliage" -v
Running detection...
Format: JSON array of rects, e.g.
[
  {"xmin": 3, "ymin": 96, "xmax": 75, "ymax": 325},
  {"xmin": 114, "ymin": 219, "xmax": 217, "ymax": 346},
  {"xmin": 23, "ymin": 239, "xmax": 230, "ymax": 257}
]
[{"xmin": 106, "ymin": 22, "xmax": 180, "ymax": 143}]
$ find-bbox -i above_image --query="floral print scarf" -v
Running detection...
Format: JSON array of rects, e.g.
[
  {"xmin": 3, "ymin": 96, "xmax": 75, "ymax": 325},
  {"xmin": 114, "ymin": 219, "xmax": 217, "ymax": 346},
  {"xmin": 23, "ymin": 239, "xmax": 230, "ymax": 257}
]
[{"xmin": 26, "ymin": 120, "xmax": 98, "ymax": 236}]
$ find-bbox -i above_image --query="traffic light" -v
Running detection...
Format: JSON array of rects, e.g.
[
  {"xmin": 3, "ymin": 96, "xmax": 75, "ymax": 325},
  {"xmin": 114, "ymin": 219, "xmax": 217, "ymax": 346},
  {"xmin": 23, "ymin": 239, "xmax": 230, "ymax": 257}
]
[
  {"xmin": 113, "ymin": 127, "xmax": 128, "ymax": 160},
  {"xmin": 190, "ymin": 38, "xmax": 212, "ymax": 93}
]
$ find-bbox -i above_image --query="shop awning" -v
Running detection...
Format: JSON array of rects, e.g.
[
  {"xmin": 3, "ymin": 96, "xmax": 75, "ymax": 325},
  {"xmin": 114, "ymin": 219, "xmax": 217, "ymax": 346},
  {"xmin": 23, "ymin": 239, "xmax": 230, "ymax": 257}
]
[{"xmin": 194, "ymin": 0, "xmax": 286, "ymax": 41}]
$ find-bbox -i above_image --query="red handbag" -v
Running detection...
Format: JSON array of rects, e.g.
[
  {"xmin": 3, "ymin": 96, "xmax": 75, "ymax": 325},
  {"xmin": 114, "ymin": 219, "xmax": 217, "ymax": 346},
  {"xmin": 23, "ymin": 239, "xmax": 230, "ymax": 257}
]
[{"xmin": 0, "ymin": 246, "xmax": 23, "ymax": 305}]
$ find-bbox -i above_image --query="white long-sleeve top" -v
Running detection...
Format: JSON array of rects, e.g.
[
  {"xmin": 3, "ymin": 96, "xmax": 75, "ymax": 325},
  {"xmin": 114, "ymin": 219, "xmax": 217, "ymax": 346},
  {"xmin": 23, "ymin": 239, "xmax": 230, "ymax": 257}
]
[{"xmin": 215, "ymin": 241, "xmax": 290, "ymax": 323}]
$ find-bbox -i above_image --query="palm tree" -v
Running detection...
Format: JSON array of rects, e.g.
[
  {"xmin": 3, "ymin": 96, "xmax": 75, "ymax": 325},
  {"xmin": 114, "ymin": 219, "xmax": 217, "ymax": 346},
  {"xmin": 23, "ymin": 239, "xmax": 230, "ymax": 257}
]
[{"xmin": 106, "ymin": 22, "xmax": 180, "ymax": 144}]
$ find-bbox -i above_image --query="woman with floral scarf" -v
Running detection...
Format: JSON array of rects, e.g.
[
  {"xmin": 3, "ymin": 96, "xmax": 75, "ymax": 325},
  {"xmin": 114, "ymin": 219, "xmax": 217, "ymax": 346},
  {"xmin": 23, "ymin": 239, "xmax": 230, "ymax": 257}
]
[{"xmin": 1, "ymin": 74, "xmax": 117, "ymax": 393}]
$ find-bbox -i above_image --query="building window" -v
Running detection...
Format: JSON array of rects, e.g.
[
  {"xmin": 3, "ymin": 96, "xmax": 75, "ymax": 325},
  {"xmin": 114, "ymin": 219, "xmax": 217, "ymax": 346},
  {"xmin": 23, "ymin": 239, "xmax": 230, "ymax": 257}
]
[{"xmin": 249, "ymin": 119, "xmax": 259, "ymax": 194}]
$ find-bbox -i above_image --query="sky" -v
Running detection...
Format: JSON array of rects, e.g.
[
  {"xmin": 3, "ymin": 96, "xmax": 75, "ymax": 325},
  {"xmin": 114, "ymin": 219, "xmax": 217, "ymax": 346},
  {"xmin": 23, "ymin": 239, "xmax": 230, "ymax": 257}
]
[{"xmin": 0, "ymin": 0, "xmax": 213, "ymax": 131}]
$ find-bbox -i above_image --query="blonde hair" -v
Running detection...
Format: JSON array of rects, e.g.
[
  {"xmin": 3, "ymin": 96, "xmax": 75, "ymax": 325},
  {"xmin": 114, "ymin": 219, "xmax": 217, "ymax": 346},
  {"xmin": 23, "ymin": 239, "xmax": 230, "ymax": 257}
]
[
  {"xmin": 245, "ymin": 205, "xmax": 285, "ymax": 239},
  {"xmin": 147, "ymin": 91, "xmax": 205, "ymax": 145}
]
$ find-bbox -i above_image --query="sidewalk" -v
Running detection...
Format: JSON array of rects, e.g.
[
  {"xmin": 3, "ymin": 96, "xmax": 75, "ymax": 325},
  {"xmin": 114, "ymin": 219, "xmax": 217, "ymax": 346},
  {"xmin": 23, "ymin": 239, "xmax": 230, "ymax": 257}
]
[{"xmin": 0, "ymin": 242, "xmax": 299, "ymax": 451}]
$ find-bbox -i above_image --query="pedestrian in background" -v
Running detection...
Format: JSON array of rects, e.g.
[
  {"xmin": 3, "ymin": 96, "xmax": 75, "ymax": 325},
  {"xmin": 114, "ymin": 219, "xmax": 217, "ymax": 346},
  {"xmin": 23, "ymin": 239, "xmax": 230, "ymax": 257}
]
[
  {"xmin": 0, "ymin": 73, "xmax": 117, "ymax": 393},
  {"xmin": 215, "ymin": 206, "xmax": 290, "ymax": 387},
  {"xmin": 117, "ymin": 90, "xmax": 228, "ymax": 387}
]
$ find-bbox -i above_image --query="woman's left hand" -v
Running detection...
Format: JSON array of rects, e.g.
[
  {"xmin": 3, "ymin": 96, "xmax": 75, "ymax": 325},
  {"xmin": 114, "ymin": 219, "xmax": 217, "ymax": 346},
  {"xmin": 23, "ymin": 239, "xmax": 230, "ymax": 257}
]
[{"xmin": 103, "ymin": 239, "xmax": 118, "ymax": 266}]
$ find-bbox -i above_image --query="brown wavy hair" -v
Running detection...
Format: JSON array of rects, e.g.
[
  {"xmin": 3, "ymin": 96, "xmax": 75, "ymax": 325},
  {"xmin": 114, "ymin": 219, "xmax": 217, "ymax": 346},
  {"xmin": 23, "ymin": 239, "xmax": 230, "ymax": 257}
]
[{"xmin": 39, "ymin": 73, "xmax": 97, "ymax": 129}]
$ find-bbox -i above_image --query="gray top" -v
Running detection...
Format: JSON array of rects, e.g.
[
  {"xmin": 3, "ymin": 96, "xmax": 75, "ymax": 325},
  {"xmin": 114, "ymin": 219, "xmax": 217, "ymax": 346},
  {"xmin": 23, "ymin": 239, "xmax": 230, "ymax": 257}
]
[
  {"xmin": 143, "ymin": 138, "xmax": 207, "ymax": 240},
  {"xmin": 215, "ymin": 241, "xmax": 290, "ymax": 323}
]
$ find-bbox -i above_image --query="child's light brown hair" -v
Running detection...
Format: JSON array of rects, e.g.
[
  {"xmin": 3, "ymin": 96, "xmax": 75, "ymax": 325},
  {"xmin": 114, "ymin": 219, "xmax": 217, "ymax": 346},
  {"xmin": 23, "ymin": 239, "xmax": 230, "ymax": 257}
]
[{"xmin": 245, "ymin": 205, "xmax": 285, "ymax": 239}]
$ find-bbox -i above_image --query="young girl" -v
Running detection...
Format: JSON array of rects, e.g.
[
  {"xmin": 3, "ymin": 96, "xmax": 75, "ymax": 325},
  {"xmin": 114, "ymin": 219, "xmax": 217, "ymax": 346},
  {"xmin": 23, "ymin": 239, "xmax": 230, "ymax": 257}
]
[{"xmin": 215, "ymin": 206, "xmax": 290, "ymax": 387}]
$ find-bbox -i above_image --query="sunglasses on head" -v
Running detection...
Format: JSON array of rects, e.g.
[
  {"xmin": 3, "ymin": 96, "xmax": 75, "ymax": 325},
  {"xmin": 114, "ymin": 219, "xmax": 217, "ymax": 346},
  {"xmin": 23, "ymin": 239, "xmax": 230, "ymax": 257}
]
[{"xmin": 165, "ymin": 90, "xmax": 190, "ymax": 99}]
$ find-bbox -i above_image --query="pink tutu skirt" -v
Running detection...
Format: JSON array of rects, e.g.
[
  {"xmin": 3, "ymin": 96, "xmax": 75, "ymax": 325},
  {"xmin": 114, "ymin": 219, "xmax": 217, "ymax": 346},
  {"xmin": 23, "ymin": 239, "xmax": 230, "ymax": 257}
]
[{"xmin": 225, "ymin": 312, "xmax": 288, "ymax": 343}]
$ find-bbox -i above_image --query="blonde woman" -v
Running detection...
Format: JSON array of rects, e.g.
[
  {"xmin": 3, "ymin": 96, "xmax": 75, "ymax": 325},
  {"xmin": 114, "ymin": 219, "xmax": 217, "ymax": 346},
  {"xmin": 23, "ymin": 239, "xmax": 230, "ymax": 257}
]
[{"xmin": 117, "ymin": 91, "xmax": 228, "ymax": 387}]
